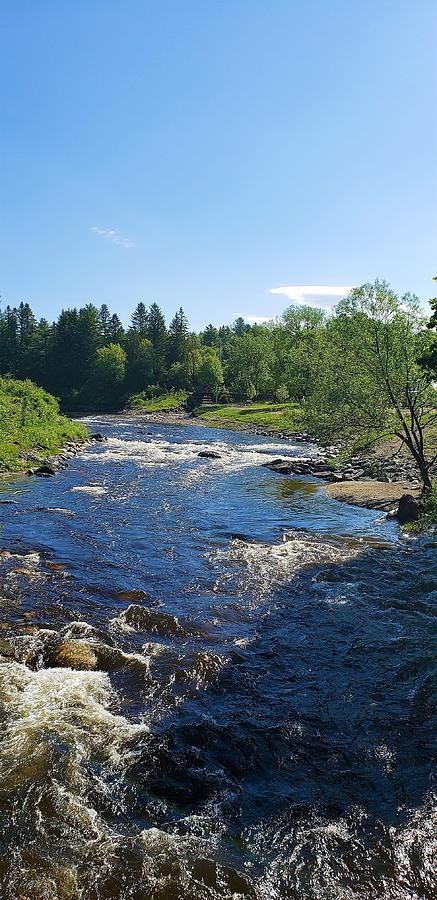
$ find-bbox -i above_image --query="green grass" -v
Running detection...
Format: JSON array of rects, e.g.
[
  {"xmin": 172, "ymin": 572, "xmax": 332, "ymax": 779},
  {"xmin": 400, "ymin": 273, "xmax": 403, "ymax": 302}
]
[
  {"xmin": 127, "ymin": 391, "xmax": 189, "ymax": 412},
  {"xmin": 194, "ymin": 401, "xmax": 304, "ymax": 434},
  {"xmin": 0, "ymin": 377, "xmax": 88, "ymax": 473}
]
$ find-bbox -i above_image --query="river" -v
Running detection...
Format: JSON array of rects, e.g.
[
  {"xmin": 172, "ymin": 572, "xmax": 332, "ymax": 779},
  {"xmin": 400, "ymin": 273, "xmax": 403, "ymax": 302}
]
[{"xmin": 0, "ymin": 416, "xmax": 435, "ymax": 899}]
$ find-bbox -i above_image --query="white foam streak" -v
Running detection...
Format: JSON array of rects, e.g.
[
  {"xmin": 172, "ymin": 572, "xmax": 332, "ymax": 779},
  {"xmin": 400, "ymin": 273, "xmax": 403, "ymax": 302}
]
[{"xmin": 89, "ymin": 435, "xmax": 305, "ymax": 476}]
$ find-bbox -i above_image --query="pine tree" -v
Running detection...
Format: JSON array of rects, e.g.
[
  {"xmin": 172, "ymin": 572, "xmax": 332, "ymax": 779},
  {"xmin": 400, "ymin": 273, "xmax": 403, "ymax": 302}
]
[
  {"xmin": 168, "ymin": 307, "xmax": 189, "ymax": 365},
  {"xmin": 146, "ymin": 303, "xmax": 167, "ymax": 381},
  {"xmin": 98, "ymin": 304, "xmax": 112, "ymax": 344},
  {"xmin": 131, "ymin": 302, "xmax": 148, "ymax": 336},
  {"xmin": 109, "ymin": 313, "xmax": 125, "ymax": 344}
]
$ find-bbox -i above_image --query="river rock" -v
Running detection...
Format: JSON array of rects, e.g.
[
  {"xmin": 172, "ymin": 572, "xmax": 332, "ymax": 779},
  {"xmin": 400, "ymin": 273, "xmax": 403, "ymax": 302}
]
[
  {"xmin": 33, "ymin": 464, "xmax": 57, "ymax": 477},
  {"xmin": 198, "ymin": 450, "xmax": 222, "ymax": 459},
  {"xmin": 91, "ymin": 433, "xmax": 107, "ymax": 442},
  {"xmin": 396, "ymin": 494, "xmax": 420, "ymax": 524},
  {"xmin": 112, "ymin": 589, "xmax": 158, "ymax": 604},
  {"xmin": 52, "ymin": 639, "xmax": 98, "ymax": 670}
]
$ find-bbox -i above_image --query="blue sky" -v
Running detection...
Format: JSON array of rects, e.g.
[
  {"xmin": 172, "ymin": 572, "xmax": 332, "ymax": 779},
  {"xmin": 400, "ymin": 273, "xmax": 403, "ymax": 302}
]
[{"xmin": 1, "ymin": 0, "xmax": 436, "ymax": 329}]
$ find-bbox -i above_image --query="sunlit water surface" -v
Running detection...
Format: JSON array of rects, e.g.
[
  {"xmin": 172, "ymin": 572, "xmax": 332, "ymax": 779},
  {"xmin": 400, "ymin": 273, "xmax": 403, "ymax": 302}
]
[{"xmin": 0, "ymin": 417, "xmax": 435, "ymax": 899}]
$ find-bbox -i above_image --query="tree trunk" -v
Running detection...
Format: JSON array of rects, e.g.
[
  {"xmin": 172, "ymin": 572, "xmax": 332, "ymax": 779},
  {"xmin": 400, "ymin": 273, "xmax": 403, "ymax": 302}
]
[{"xmin": 399, "ymin": 433, "xmax": 432, "ymax": 491}]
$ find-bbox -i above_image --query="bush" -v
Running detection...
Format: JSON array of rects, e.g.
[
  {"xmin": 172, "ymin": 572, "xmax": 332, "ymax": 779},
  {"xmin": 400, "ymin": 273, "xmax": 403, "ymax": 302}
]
[
  {"xmin": 407, "ymin": 484, "xmax": 437, "ymax": 532},
  {"xmin": 275, "ymin": 384, "xmax": 289, "ymax": 403}
]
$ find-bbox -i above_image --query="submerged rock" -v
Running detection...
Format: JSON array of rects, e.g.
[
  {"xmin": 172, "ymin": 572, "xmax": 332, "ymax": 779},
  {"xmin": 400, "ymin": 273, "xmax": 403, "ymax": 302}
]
[
  {"xmin": 112, "ymin": 589, "xmax": 158, "ymax": 604},
  {"xmin": 115, "ymin": 604, "xmax": 203, "ymax": 636},
  {"xmin": 198, "ymin": 450, "xmax": 222, "ymax": 459},
  {"xmin": 90, "ymin": 433, "xmax": 107, "ymax": 442}
]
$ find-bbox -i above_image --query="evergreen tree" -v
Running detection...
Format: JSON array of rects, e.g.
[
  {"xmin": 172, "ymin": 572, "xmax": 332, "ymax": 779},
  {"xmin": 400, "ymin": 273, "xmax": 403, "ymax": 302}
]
[
  {"xmin": 98, "ymin": 304, "xmax": 112, "ymax": 344},
  {"xmin": 109, "ymin": 313, "xmax": 125, "ymax": 344},
  {"xmin": 131, "ymin": 302, "xmax": 148, "ymax": 336},
  {"xmin": 232, "ymin": 316, "xmax": 250, "ymax": 337},
  {"xmin": 146, "ymin": 303, "xmax": 167, "ymax": 380},
  {"xmin": 168, "ymin": 307, "xmax": 189, "ymax": 365}
]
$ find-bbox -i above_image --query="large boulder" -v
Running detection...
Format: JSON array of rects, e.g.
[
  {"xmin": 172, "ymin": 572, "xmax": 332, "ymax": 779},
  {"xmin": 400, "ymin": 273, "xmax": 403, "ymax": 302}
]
[
  {"xmin": 396, "ymin": 494, "xmax": 420, "ymax": 524},
  {"xmin": 198, "ymin": 450, "xmax": 222, "ymax": 459}
]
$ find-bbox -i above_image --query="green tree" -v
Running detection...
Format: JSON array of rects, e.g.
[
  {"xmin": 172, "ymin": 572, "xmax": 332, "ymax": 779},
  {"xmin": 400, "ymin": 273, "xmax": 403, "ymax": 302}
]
[
  {"xmin": 271, "ymin": 305, "xmax": 326, "ymax": 400},
  {"xmin": 124, "ymin": 334, "xmax": 154, "ymax": 392},
  {"xmin": 168, "ymin": 307, "xmax": 189, "ymax": 365},
  {"xmin": 196, "ymin": 349, "xmax": 224, "ymax": 399},
  {"xmin": 98, "ymin": 304, "xmax": 112, "ymax": 344},
  {"xmin": 108, "ymin": 313, "xmax": 125, "ymax": 344},
  {"xmin": 146, "ymin": 302, "xmax": 167, "ymax": 380},
  {"xmin": 131, "ymin": 302, "xmax": 148, "ymax": 336},
  {"xmin": 306, "ymin": 281, "xmax": 437, "ymax": 490},
  {"xmin": 418, "ymin": 276, "xmax": 437, "ymax": 373},
  {"xmin": 275, "ymin": 384, "xmax": 289, "ymax": 403},
  {"xmin": 201, "ymin": 324, "xmax": 220, "ymax": 348},
  {"xmin": 226, "ymin": 330, "xmax": 273, "ymax": 398},
  {"xmin": 94, "ymin": 343, "xmax": 127, "ymax": 390},
  {"xmin": 232, "ymin": 316, "xmax": 250, "ymax": 337}
]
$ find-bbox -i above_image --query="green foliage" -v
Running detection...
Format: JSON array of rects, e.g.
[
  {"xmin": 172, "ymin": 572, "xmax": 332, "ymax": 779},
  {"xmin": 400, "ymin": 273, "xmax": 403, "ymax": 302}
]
[
  {"xmin": 196, "ymin": 350, "xmax": 224, "ymax": 398},
  {"xmin": 305, "ymin": 280, "xmax": 437, "ymax": 488},
  {"xmin": 418, "ymin": 276, "xmax": 437, "ymax": 373},
  {"xmin": 275, "ymin": 384, "xmax": 289, "ymax": 403},
  {"xmin": 406, "ymin": 484, "xmax": 437, "ymax": 533},
  {"xmin": 95, "ymin": 343, "xmax": 126, "ymax": 384},
  {"xmin": 0, "ymin": 377, "xmax": 88, "ymax": 472}
]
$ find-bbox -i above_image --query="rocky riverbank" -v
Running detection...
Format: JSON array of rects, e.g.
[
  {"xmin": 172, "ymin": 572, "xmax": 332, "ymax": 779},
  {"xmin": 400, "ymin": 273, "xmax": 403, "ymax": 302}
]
[
  {"xmin": 262, "ymin": 453, "xmax": 422, "ymax": 516},
  {"xmin": 20, "ymin": 434, "xmax": 103, "ymax": 478}
]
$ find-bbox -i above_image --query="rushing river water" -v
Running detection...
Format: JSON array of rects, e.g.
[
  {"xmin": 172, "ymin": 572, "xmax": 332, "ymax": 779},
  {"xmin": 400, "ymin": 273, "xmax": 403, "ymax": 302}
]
[{"xmin": 0, "ymin": 416, "xmax": 435, "ymax": 900}]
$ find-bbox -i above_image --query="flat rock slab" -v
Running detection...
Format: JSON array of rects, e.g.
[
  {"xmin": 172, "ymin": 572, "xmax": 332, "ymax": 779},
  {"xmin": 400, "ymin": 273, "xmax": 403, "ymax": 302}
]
[{"xmin": 325, "ymin": 480, "xmax": 421, "ymax": 511}]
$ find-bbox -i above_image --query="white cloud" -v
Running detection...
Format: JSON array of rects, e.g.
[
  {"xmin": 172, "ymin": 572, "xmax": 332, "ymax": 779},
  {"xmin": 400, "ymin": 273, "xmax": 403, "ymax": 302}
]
[
  {"xmin": 92, "ymin": 226, "xmax": 135, "ymax": 249},
  {"xmin": 234, "ymin": 314, "xmax": 273, "ymax": 323},
  {"xmin": 269, "ymin": 285, "xmax": 354, "ymax": 309}
]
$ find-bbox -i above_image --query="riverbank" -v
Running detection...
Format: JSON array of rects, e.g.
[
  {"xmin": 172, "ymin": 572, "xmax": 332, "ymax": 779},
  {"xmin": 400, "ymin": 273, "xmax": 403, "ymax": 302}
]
[{"xmin": 0, "ymin": 377, "xmax": 89, "ymax": 476}]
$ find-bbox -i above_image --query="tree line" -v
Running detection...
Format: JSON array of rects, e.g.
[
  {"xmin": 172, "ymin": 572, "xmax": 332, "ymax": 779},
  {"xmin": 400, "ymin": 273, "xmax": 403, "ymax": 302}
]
[
  {"xmin": 0, "ymin": 297, "xmax": 328, "ymax": 408},
  {"xmin": 1, "ymin": 280, "xmax": 437, "ymax": 489}
]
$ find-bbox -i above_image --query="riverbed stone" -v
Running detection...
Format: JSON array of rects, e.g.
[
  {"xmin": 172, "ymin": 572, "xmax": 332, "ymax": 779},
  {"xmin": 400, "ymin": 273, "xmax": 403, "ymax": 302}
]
[
  {"xmin": 53, "ymin": 639, "xmax": 98, "ymax": 670},
  {"xmin": 33, "ymin": 464, "xmax": 57, "ymax": 477},
  {"xmin": 396, "ymin": 494, "xmax": 420, "ymax": 524}
]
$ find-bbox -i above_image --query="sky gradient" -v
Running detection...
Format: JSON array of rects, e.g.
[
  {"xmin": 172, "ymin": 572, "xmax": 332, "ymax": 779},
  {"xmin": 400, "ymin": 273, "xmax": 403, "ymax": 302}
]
[{"xmin": 1, "ymin": 0, "xmax": 436, "ymax": 329}]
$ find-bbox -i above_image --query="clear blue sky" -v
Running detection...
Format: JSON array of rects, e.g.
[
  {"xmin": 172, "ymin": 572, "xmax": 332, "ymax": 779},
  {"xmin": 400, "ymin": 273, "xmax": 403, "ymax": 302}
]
[{"xmin": 1, "ymin": 0, "xmax": 436, "ymax": 329}]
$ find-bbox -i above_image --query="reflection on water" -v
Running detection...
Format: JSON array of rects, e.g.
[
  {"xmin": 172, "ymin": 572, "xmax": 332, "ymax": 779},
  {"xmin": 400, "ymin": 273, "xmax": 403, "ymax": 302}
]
[{"xmin": 0, "ymin": 416, "xmax": 435, "ymax": 899}]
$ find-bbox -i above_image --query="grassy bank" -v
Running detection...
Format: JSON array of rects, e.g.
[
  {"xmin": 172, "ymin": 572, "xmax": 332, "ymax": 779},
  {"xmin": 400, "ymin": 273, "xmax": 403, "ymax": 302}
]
[
  {"xmin": 193, "ymin": 401, "xmax": 305, "ymax": 435},
  {"xmin": 0, "ymin": 377, "xmax": 88, "ymax": 473},
  {"xmin": 127, "ymin": 391, "xmax": 189, "ymax": 412}
]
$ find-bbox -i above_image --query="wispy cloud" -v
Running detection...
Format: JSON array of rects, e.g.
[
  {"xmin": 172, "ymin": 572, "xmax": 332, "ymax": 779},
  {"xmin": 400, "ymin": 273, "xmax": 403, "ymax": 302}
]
[
  {"xmin": 234, "ymin": 313, "xmax": 273, "ymax": 324},
  {"xmin": 92, "ymin": 226, "xmax": 135, "ymax": 249},
  {"xmin": 270, "ymin": 285, "xmax": 354, "ymax": 309}
]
